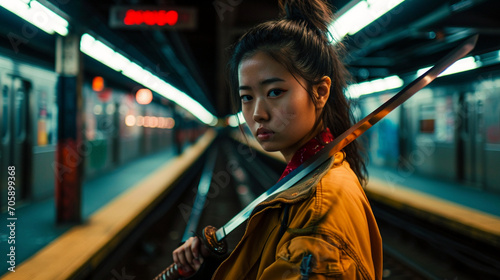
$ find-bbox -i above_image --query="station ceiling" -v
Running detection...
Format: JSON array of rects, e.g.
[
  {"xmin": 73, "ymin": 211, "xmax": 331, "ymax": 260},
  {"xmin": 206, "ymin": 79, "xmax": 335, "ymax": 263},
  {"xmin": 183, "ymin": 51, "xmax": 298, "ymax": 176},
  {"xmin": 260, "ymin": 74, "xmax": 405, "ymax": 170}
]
[{"xmin": 43, "ymin": 0, "xmax": 500, "ymax": 118}]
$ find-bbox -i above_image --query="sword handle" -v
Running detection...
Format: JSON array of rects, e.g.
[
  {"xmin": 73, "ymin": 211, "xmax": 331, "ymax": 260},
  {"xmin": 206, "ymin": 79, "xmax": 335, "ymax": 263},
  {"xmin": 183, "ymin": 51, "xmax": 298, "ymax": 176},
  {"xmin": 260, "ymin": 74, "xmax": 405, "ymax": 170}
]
[
  {"xmin": 202, "ymin": 225, "xmax": 228, "ymax": 256},
  {"xmin": 153, "ymin": 226, "xmax": 227, "ymax": 280},
  {"xmin": 153, "ymin": 263, "xmax": 192, "ymax": 280}
]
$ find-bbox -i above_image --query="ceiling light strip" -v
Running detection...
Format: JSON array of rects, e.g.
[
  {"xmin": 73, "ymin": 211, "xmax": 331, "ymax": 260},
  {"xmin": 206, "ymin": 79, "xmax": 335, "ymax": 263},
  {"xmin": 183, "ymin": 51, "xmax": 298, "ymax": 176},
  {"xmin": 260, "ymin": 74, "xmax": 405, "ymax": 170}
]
[
  {"xmin": 0, "ymin": 0, "xmax": 69, "ymax": 36},
  {"xmin": 346, "ymin": 75, "xmax": 403, "ymax": 99},
  {"xmin": 80, "ymin": 33, "xmax": 217, "ymax": 126},
  {"xmin": 329, "ymin": 0, "xmax": 406, "ymax": 42}
]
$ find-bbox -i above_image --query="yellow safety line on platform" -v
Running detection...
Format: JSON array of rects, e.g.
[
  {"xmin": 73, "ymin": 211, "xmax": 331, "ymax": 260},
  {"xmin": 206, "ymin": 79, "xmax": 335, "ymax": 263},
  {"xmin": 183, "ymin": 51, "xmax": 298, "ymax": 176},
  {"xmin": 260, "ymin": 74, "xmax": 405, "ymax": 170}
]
[
  {"xmin": 366, "ymin": 177, "xmax": 500, "ymax": 247},
  {"xmin": 1, "ymin": 129, "xmax": 217, "ymax": 280}
]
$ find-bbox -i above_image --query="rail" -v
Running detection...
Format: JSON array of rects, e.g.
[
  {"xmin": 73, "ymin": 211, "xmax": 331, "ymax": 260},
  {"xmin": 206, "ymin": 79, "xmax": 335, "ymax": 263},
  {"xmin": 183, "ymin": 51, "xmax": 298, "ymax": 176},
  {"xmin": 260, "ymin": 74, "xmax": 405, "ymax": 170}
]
[{"xmin": 181, "ymin": 147, "xmax": 218, "ymax": 242}]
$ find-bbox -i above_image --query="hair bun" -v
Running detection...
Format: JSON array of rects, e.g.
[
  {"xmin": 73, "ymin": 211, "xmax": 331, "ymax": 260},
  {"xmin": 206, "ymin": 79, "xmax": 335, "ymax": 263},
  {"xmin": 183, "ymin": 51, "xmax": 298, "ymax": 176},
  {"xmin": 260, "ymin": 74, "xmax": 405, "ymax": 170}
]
[{"xmin": 279, "ymin": 0, "xmax": 333, "ymax": 34}]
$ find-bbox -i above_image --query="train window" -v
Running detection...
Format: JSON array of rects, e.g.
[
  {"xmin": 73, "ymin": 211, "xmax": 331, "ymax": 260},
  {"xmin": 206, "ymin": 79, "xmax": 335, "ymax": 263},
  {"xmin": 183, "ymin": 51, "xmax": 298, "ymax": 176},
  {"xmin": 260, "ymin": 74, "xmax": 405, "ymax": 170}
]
[
  {"xmin": 434, "ymin": 96, "xmax": 454, "ymax": 143},
  {"xmin": 37, "ymin": 89, "xmax": 50, "ymax": 146},
  {"xmin": 419, "ymin": 104, "xmax": 435, "ymax": 134},
  {"xmin": 2, "ymin": 85, "xmax": 8, "ymax": 139}
]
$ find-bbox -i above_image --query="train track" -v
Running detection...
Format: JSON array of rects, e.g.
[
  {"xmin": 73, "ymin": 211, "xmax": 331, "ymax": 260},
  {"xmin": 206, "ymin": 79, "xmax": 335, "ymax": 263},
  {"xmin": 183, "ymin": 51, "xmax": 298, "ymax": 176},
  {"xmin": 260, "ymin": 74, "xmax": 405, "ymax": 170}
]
[
  {"xmin": 372, "ymin": 201, "xmax": 500, "ymax": 280},
  {"xmin": 88, "ymin": 139, "xmax": 265, "ymax": 279}
]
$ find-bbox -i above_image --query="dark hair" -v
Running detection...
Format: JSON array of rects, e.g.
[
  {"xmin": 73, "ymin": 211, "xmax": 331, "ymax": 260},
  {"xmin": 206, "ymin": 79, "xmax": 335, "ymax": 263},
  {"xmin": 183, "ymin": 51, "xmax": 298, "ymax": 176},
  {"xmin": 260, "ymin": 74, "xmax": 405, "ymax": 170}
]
[{"xmin": 229, "ymin": 0, "xmax": 367, "ymax": 185}]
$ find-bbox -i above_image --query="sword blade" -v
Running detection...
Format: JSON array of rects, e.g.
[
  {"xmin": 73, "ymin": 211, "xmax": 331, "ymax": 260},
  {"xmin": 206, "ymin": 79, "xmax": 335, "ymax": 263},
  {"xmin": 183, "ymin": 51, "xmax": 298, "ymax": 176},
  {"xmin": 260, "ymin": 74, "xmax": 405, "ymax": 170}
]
[{"xmin": 216, "ymin": 34, "xmax": 478, "ymax": 242}]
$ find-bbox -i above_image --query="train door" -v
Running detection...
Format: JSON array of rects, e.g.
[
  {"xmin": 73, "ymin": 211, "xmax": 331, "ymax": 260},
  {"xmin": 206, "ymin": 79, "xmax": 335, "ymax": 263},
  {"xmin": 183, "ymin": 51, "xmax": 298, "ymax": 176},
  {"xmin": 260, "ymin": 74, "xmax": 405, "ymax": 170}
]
[
  {"xmin": 0, "ymin": 75, "xmax": 33, "ymax": 210},
  {"xmin": 458, "ymin": 91, "xmax": 485, "ymax": 188},
  {"xmin": 479, "ymin": 81, "xmax": 500, "ymax": 192}
]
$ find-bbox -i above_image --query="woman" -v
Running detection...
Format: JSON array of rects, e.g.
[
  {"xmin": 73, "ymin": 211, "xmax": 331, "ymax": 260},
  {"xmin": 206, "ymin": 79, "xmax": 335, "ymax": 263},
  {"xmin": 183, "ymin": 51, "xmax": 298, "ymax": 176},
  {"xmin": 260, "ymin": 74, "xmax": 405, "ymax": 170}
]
[{"xmin": 172, "ymin": 0, "xmax": 383, "ymax": 279}]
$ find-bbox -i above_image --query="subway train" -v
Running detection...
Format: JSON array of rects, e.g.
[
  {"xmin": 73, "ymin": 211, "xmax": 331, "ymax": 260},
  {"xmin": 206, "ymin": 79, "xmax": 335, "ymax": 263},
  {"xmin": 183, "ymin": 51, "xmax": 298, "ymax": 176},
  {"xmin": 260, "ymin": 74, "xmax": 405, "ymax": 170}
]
[
  {"xmin": 0, "ymin": 52, "xmax": 204, "ymax": 211},
  {"xmin": 358, "ymin": 67, "xmax": 500, "ymax": 193}
]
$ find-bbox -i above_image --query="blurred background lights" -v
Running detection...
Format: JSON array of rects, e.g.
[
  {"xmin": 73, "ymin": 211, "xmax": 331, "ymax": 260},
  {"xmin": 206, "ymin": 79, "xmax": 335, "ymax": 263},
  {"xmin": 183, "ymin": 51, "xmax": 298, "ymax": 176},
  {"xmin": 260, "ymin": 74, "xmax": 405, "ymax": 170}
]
[
  {"xmin": 417, "ymin": 56, "xmax": 479, "ymax": 77},
  {"xmin": 125, "ymin": 115, "xmax": 136, "ymax": 126},
  {"xmin": 165, "ymin": 117, "xmax": 175, "ymax": 129},
  {"xmin": 346, "ymin": 75, "xmax": 404, "ymax": 99},
  {"xmin": 227, "ymin": 115, "xmax": 238, "ymax": 127},
  {"xmin": 144, "ymin": 116, "xmax": 151, "ymax": 127},
  {"xmin": 124, "ymin": 115, "xmax": 174, "ymax": 128},
  {"xmin": 136, "ymin": 88, "xmax": 153, "ymax": 105},
  {"xmin": 227, "ymin": 112, "xmax": 247, "ymax": 127},
  {"xmin": 93, "ymin": 104, "xmax": 103, "ymax": 115},
  {"xmin": 92, "ymin": 76, "xmax": 105, "ymax": 91},
  {"xmin": 106, "ymin": 103, "xmax": 115, "ymax": 115},
  {"xmin": 158, "ymin": 117, "xmax": 165, "ymax": 128},
  {"xmin": 150, "ymin": 116, "xmax": 159, "ymax": 128},
  {"xmin": 136, "ymin": 116, "xmax": 144, "ymax": 126}
]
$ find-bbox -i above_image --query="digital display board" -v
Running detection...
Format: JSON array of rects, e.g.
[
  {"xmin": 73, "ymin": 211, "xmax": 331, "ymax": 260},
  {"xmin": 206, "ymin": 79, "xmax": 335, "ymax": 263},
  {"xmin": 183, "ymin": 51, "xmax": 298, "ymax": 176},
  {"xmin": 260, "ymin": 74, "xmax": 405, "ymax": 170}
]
[{"xmin": 109, "ymin": 6, "xmax": 197, "ymax": 30}]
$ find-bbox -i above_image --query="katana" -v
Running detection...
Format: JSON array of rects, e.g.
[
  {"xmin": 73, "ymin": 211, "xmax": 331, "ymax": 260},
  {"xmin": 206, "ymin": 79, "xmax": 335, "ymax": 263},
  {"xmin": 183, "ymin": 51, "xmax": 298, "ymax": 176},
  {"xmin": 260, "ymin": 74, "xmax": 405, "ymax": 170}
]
[{"xmin": 154, "ymin": 34, "xmax": 478, "ymax": 280}]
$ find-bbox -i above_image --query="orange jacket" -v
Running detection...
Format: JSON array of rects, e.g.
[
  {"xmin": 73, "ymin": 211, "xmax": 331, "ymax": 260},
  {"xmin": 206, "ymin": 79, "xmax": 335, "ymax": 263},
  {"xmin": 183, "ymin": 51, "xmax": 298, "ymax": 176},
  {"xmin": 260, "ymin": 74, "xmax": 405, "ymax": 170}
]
[{"xmin": 212, "ymin": 152, "xmax": 383, "ymax": 279}]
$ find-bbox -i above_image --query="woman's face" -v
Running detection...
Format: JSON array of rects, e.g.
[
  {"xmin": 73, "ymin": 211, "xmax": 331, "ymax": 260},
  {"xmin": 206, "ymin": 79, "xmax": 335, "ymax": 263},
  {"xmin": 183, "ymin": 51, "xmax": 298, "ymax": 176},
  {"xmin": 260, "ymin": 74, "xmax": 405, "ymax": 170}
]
[{"xmin": 238, "ymin": 51, "xmax": 324, "ymax": 162}]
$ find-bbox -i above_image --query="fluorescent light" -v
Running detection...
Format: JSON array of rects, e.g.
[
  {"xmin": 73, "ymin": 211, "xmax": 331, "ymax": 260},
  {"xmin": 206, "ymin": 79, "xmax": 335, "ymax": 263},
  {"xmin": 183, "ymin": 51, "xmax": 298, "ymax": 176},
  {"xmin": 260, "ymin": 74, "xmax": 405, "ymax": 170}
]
[
  {"xmin": 383, "ymin": 75, "xmax": 405, "ymax": 88},
  {"xmin": 81, "ymin": 34, "xmax": 133, "ymax": 72},
  {"xmin": 0, "ymin": 0, "xmax": 68, "ymax": 36},
  {"xmin": 416, "ymin": 66, "xmax": 431, "ymax": 77},
  {"xmin": 122, "ymin": 62, "xmax": 147, "ymax": 83},
  {"xmin": 80, "ymin": 33, "xmax": 217, "ymax": 126},
  {"xmin": 347, "ymin": 75, "xmax": 403, "ymax": 98},
  {"xmin": 417, "ymin": 56, "xmax": 479, "ymax": 77},
  {"xmin": 329, "ymin": 0, "xmax": 406, "ymax": 41},
  {"xmin": 158, "ymin": 84, "xmax": 217, "ymax": 126}
]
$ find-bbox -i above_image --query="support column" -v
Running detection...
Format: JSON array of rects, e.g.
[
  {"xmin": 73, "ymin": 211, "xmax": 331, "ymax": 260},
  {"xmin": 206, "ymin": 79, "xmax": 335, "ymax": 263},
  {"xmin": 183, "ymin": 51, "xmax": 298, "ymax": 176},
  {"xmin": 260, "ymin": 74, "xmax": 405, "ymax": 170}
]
[{"xmin": 54, "ymin": 33, "xmax": 83, "ymax": 224}]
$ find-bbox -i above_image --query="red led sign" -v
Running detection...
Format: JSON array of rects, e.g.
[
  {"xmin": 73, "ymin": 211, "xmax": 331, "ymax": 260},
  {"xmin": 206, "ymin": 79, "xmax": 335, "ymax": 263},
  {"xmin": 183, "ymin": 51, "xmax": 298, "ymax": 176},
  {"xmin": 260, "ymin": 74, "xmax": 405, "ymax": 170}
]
[
  {"xmin": 110, "ymin": 6, "xmax": 197, "ymax": 30},
  {"xmin": 124, "ymin": 9, "xmax": 178, "ymax": 26}
]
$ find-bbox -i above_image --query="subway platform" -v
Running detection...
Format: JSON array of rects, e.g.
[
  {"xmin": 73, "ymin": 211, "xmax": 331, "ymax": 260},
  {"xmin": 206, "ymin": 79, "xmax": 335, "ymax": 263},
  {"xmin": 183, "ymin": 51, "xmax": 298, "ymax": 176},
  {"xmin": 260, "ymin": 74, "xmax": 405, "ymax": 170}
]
[
  {"xmin": 366, "ymin": 165, "xmax": 500, "ymax": 247},
  {"xmin": 0, "ymin": 145, "xmax": 179, "ymax": 277}
]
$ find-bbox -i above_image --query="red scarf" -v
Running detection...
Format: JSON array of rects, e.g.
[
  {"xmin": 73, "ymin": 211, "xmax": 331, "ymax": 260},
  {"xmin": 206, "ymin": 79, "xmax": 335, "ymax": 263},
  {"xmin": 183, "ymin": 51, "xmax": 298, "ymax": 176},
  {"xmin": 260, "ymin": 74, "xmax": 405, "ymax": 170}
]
[{"xmin": 278, "ymin": 128, "xmax": 334, "ymax": 181}]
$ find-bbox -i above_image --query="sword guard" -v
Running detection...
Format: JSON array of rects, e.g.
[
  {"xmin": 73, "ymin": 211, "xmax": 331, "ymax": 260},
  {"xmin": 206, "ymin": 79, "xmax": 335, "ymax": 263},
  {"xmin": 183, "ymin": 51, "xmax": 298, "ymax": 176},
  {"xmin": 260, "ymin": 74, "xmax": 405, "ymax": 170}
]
[{"xmin": 202, "ymin": 225, "xmax": 227, "ymax": 256}]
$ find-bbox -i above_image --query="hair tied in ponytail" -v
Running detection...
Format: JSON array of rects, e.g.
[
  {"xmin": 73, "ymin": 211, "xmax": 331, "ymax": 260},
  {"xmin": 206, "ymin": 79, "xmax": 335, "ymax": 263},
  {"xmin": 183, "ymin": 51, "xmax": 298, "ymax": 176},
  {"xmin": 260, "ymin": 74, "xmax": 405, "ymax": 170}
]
[
  {"xmin": 280, "ymin": 0, "xmax": 333, "ymax": 42},
  {"xmin": 284, "ymin": 2, "xmax": 304, "ymax": 21}
]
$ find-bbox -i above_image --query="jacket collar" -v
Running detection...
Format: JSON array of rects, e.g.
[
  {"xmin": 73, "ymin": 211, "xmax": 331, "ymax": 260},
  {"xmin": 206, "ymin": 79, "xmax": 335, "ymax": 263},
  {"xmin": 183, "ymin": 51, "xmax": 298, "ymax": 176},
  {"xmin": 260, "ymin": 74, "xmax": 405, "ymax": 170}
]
[{"xmin": 261, "ymin": 151, "xmax": 346, "ymax": 205}]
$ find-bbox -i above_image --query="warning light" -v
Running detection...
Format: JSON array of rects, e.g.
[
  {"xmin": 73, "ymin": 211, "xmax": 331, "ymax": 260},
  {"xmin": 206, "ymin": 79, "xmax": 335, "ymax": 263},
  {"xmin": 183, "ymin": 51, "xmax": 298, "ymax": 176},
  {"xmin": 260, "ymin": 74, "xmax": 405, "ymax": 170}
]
[
  {"xmin": 92, "ymin": 76, "xmax": 104, "ymax": 91},
  {"xmin": 136, "ymin": 88, "xmax": 153, "ymax": 105},
  {"xmin": 110, "ymin": 6, "xmax": 197, "ymax": 30}
]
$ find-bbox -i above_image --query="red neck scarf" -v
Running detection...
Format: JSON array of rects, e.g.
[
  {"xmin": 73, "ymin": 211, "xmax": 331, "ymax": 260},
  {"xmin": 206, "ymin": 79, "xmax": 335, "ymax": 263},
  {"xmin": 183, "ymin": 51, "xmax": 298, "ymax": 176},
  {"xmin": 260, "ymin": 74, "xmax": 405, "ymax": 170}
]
[{"xmin": 278, "ymin": 128, "xmax": 334, "ymax": 181}]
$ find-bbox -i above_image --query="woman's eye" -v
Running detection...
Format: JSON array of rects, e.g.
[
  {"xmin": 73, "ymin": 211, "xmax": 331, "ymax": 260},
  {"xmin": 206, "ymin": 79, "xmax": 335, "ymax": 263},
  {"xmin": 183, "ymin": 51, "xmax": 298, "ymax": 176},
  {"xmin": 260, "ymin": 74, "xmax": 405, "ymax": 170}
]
[
  {"xmin": 240, "ymin": 95, "xmax": 253, "ymax": 102},
  {"xmin": 268, "ymin": 89, "xmax": 285, "ymax": 97}
]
